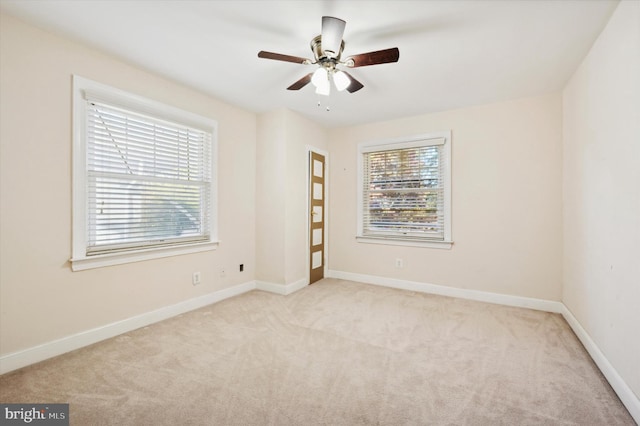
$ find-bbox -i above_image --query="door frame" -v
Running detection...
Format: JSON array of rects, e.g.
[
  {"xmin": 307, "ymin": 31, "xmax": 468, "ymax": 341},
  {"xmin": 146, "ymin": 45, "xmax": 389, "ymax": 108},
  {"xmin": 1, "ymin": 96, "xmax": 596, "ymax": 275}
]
[{"xmin": 306, "ymin": 145, "xmax": 329, "ymax": 285}]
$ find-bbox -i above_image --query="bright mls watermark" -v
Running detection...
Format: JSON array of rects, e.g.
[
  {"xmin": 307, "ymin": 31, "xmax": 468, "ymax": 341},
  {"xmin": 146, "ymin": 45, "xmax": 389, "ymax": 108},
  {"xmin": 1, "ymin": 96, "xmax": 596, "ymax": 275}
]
[{"xmin": 1, "ymin": 404, "xmax": 68, "ymax": 425}]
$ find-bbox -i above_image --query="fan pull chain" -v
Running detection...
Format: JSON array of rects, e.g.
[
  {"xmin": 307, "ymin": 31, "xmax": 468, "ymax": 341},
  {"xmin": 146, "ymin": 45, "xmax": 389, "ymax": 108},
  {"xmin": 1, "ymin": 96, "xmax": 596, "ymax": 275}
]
[{"xmin": 317, "ymin": 99, "xmax": 331, "ymax": 112}]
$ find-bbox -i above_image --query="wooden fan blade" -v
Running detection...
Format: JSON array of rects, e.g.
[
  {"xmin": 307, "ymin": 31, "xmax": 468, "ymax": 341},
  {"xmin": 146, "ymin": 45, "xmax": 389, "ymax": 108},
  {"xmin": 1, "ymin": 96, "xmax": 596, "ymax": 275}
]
[
  {"xmin": 342, "ymin": 71, "xmax": 364, "ymax": 93},
  {"xmin": 321, "ymin": 16, "xmax": 346, "ymax": 57},
  {"xmin": 345, "ymin": 48, "xmax": 400, "ymax": 67},
  {"xmin": 258, "ymin": 51, "xmax": 311, "ymax": 64},
  {"xmin": 287, "ymin": 73, "xmax": 313, "ymax": 90}
]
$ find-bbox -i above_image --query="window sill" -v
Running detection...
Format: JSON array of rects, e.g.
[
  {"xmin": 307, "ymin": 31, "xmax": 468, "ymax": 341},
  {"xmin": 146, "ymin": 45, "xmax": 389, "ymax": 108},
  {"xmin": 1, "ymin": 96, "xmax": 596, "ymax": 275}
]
[
  {"xmin": 70, "ymin": 241, "xmax": 220, "ymax": 271},
  {"xmin": 356, "ymin": 235, "xmax": 453, "ymax": 249}
]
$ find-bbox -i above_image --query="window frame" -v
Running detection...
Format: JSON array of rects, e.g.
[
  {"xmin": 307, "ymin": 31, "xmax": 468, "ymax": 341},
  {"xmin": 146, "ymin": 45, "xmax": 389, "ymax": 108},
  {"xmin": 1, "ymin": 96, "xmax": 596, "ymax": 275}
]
[
  {"xmin": 357, "ymin": 131, "xmax": 452, "ymax": 249},
  {"xmin": 71, "ymin": 76, "xmax": 218, "ymax": 271}
]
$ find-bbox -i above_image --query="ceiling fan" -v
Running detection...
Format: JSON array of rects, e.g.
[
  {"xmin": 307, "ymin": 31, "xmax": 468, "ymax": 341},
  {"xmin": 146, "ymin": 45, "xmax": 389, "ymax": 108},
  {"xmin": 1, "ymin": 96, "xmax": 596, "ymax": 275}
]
[{"xmin": 258, "ymin": 16, "xmax": 399, "ymax": 95}]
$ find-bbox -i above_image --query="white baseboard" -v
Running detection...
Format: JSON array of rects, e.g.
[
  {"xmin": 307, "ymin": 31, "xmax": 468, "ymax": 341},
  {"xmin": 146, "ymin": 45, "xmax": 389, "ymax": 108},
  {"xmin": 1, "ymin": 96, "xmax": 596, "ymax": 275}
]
[
  {"xmin": 327, "ymin": 270, "xmax": 563, "ymax": 313},
  {"xmin": 560, "ymin": 305, "xmax": 640, "ymax": 422},
  {"xmin": 2, "ymin": 272, "xmax": 637, "ymax": 424},
  {"xmin": 256, "ymin": 278, "xmax": 308, "ymax": 296},
  {"xmin": 327, "ymin": 269, "xmax": 639, "ymax": 424},
  {"xmin": 0, "ymin": 280, "xmax": 256, "ymax": 375},
  {"xmin": 0, "ymin": 278, "xmax": 311, "ymax": 375}
]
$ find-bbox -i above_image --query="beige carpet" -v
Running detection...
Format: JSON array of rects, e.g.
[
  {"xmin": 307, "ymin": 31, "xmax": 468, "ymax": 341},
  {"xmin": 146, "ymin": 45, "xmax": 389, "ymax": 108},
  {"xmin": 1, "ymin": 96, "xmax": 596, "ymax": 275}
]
[{"xmin": 0, "ymin": 279, "xmax": 635, "ymax": 425}]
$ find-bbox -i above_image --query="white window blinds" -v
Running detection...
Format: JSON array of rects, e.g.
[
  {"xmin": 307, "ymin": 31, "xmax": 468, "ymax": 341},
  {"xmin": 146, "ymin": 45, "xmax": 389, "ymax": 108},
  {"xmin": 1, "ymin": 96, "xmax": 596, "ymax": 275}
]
[
  {"xmin": 85, "ymin": 100, "xmax": 212, "ymax": 255},
  {"xmin": 362, "ymin": 138, "xmax": 447, "ymax": 241}
]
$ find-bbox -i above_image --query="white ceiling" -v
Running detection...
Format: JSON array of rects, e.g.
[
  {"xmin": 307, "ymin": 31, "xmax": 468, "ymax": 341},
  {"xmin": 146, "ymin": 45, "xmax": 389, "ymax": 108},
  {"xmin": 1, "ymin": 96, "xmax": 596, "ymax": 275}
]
[{"xmin": 0, "ymin": 0, "xmax": 618, "ymax": 128}]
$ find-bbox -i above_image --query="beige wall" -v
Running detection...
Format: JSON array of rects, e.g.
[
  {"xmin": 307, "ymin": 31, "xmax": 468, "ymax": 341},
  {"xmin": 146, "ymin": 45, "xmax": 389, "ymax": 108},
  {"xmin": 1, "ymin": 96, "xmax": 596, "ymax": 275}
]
[
  {"xmin": 256, "ymin": 110, "xmax": 287, "ymax": 284},
  {"xmin": 256, "ymin": 109, "xmax": 328, "ymax": 285},
  {"xmin": 0, "ymin": 13, "xmax": 257, "ymax": 355},
  {"xmin": 328, "ymin": 94, "xmax": 563, "ymax": 300},
  {"xmin": 563, "ymin": 0, "xmax": 640, "ymax": 399},
  {"xmin": 283, "ymin": 110, "xmax": 328, "ymax": 284}
]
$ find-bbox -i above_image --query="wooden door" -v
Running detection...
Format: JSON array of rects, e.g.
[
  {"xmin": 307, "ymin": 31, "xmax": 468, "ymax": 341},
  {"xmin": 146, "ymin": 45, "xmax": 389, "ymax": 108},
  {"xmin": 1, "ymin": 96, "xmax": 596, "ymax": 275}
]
[{"xmin": 309, "ymin": 151, "xmax": 325, "ymax": 284}]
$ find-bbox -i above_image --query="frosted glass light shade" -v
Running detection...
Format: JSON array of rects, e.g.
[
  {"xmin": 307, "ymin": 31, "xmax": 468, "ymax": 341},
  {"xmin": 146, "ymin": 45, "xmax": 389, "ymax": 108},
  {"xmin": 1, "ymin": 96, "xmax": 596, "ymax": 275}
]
[
  {"xmin": 315, "ymin": 83, "xmax": 330, "ymax": 96},
  {"xmin": 312, "ymin": 68, "xmax": 330, "ymax": 96},
  {"xmin": 333, "ymin": 70, "xmax": 350, "ymax": 91},
  {"xmin": 311, "ymin": 68, "xmax": 328, "ymax": 87}
]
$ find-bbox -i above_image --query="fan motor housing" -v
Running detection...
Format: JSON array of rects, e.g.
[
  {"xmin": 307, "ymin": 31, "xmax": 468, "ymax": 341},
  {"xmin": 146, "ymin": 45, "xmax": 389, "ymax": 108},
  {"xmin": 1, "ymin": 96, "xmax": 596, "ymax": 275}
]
[{"xmin": 311, "ymin": 35, "xmax": 345, "ymax": 62}]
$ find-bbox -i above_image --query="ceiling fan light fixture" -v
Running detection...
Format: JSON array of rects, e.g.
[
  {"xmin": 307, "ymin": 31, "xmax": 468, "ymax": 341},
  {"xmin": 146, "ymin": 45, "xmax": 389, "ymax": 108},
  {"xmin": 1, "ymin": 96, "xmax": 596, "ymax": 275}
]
[
  {"xmin": 311, "ymin": 68, "xmax": 328, "ymax": 88},
  {"xmin": 315, "ymin": 82, "xmax": 330, "ymax": 96},
  {"xmin": 333, "ymin": 70, "xmax": 350, "ymax": 91},
  {"xmin": 312, "ymin": 67, "xmax": 330, "ymax": 96}
]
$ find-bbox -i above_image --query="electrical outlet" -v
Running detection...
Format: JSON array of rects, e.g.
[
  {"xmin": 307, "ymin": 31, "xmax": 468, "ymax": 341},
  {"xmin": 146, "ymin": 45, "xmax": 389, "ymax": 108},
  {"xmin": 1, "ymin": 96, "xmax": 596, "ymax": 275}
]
[
  {"xmin": 239, "ymin": 264, "xmax": 244, "ymax": 272},
  {"xmin": 395, "ymin": 258, "xmax": 404, "ymax": 268},
  {"xmin": 192, "ymin": 271, "xmax": 201, "ymax": 285}
]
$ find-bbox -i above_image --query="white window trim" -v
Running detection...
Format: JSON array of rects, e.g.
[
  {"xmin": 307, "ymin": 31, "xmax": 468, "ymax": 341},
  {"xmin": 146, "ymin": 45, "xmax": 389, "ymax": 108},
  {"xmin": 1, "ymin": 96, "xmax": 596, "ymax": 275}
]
[
  {"xmin": 357, "ymin": 131, "xmax": 453, "ymax": 249},
  {"xmin": 71, "ymin": 76, "xmax": 219, "ymax": 271}
]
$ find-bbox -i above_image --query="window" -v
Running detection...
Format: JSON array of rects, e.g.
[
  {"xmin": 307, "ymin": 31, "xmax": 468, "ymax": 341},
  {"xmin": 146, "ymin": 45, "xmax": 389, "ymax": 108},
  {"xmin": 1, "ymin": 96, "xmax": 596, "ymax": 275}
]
[
  {"xmin": 72, "ymin": 76, "xmax": 218, "ymax": 270},
  {"xmin": 357, "ymin": 132, "xmax": 452, "ymax": 248}
]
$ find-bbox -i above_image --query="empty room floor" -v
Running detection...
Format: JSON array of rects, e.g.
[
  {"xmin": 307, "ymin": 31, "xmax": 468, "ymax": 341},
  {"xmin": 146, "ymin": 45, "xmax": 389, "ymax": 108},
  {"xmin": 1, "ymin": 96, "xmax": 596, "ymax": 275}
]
[{"xmin": 0, "ymin": 279, "xmax": 634, "ymax": 425}]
